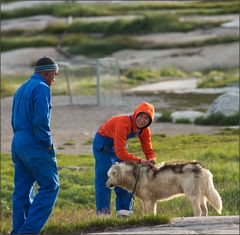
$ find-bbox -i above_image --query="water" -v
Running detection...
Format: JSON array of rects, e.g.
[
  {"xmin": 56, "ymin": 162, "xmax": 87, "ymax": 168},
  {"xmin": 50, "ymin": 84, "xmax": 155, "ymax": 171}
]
[
  {"xmin": 128, "ymin": 78, "xmax": 239, "ymax": 95},
  {"xmin": 222, "ymin": 20, "xmax": 239, "ymax": 28}
]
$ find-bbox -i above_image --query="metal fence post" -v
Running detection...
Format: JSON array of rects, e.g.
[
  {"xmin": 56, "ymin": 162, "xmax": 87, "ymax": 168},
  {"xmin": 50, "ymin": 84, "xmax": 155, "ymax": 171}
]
[
  {"xmin": 96, "ymin": 59, "xmax": 100, "ymax": 106},
  {"xmin": 64, "ymin": 65, "xmax": 73, "ymax": 105},
  {"xmin": 115, "ymin": 59, "xmax": 123, "ymax": 106}
]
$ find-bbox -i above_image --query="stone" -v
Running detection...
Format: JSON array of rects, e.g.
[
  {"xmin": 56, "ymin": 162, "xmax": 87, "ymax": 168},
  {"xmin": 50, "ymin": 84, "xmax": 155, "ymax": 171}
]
[
  {"xmin": 171, "ymin": 111, "xmax": 205, "ymax": 123},
  {"xmin": 205, "ymin": 91, "xmax": 239, "ymax": 117}
]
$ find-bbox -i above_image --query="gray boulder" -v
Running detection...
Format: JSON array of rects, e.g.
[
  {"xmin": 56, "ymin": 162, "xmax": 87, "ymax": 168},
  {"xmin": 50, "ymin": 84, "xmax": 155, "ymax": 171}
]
[
  {"xmin": 206, "ymin": 91, "xmax": 239, "ymax": 117},
  {"xmin": 171, "ymin": 111, "xmax": 205, "ymax": 123}
]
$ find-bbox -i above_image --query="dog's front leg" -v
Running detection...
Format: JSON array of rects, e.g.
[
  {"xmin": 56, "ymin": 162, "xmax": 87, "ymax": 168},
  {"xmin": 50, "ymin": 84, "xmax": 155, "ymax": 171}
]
[{"xmin": 143, "ymin": 201, "xmax": 156, "ymax": 215}]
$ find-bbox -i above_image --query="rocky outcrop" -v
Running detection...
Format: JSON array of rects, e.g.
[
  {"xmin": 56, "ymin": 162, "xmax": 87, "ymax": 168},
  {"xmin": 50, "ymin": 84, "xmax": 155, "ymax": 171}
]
[{"xmin": 206, "ymin": 91, "xmax": 239, "ymax": 117}]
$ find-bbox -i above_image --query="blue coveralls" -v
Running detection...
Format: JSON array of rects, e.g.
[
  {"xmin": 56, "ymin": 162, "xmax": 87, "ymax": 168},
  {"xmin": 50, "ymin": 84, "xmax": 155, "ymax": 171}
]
[
  {"xmin": 11, "ymin": 73, "xmax": 59, "ymax": 234},
  {"xmin": 93, "ymin": 116, "xmax": 142, "ymax": 215}
]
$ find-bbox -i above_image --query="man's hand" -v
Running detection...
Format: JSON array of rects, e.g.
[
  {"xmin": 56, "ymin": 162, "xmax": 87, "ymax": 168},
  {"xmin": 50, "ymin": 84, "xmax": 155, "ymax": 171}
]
[{"xmin": 140, "ymin": 159, "xmax": 158, "ymax": 172}]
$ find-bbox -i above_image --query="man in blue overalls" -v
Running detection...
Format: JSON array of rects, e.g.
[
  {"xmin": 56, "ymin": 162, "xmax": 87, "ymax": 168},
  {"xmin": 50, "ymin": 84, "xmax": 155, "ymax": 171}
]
[
  {"xmin": 93, "ymin": 102, "xmax": 157, "ymax": 217},
  {"xmin": 11, "ymin": 56, "xmax": 59, "ymax": 234}
]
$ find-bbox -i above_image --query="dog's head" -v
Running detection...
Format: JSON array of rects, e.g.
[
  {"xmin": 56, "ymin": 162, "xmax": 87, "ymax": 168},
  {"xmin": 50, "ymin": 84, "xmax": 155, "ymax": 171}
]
[
  {"xmin": 106, "ymin": 162, "xmax": 122, "ymax": 189},
  {"xmin": 106, "ymin": 162, "xmax": 135, "ymax": 189}
]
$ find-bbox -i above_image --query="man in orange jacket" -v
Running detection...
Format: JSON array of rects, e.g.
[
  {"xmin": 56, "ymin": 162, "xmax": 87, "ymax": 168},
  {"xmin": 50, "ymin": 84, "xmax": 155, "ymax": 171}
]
[{"xmin": 93, "ymin": 102, "xmax": 157, "ymax": 217}]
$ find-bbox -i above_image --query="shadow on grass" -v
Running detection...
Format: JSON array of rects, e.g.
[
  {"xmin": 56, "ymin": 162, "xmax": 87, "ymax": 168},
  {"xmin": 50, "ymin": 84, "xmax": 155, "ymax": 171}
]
[{"xmin": 43, "ymin": 214, "xmax": 170, "ymax": 234}]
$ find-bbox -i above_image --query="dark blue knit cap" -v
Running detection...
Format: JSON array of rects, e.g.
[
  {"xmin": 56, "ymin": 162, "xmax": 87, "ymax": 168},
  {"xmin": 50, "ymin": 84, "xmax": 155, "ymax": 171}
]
[{"xmin": 34, "ymin": 56, "xmax": 59, "ymax": 72}]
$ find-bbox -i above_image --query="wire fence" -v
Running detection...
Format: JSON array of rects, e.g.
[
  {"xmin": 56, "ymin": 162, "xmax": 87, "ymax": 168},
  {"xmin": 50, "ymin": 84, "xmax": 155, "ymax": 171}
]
[{"xmin": 55, "ymin": 57, "xmax": 123, "ymax": 106}]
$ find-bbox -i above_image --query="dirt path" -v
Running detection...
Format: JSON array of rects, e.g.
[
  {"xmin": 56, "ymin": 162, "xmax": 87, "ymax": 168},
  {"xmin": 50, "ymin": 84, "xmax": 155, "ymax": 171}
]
[{"xmin": 1, "ymin": 96, "xmax": 221, "ymax": 155}]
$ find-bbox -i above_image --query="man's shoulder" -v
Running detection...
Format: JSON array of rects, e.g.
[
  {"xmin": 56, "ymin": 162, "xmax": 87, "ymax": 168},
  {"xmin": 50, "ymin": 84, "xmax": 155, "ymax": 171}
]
[
  {"xmin": 115, "ymin": 115, "xmax": 131, "ymax": 129},
  {"xmin": 112, "ymin": 115, "xmax": 130, "ymax": 122},
  {"xmin": 19, "ymin": 79, "xmax": 50, "ymax": 99},
  {"xmin": 29, "ymin": 78, "xmax": 50, "ymax": 92}
]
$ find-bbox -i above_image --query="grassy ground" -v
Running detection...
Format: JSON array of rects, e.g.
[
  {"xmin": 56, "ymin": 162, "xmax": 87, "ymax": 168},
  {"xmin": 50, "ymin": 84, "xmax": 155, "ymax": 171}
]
[
  {"xmin": 3, "ymin": 33, "xmax": 238, "ymax": 57},
  {"xmin": 1, "ymin": 67, "xmax": 238, "ymax": 98},
  {"xmin": 3, "ymin": 16, "xmax": 237, "ymax": 56},
  {"xmin": 1, "ymin": 0, "xmax": 238, "ymax": 56},
  {"xmin": 197, "ymin": 68, "xmax": 239, "ymax": 88},
  {"xmin": 2, "ymin": 1, "xmax": 238, "ymax": 19},
  {"xmin": 1, "ymin": 129, "xmax": 239, "ymax": 234}
]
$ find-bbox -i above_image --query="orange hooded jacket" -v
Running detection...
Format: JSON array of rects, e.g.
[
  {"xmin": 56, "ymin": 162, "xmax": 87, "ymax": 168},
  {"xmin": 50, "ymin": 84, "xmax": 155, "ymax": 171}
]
[{"xmin": 98, "ymin": 102, "xmax": 156, "ymax": 163}]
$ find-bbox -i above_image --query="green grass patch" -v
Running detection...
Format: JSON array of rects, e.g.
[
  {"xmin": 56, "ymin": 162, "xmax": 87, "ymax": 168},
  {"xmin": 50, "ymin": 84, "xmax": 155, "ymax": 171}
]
[
  {"xmin": 217, "ymin": 127, "xmax": 239, "ymax": 136},
  {"xmin": 2, "ymin": 67, "xmax": 238, "ymax": 100},
  {"xmin": 66, "ymin": 35, "xmax": 142, "ymax": 57},
  {"xmin": 4, "ymin": 14, "xmax": 224, "ymax": 37},
  {"xmin": 1, "ymin": 66, "xmax": 187, "ymax": 98},
  {"xmin": 175, "ymin": 118, "xmax": 192, "ymax": 124},
  {"xmin": 63, "ymin": 140, "xmax": 76, "ymax": 146},
  {"xmin": 1, "ymin": 74, "xmax": 29, "ymax": 98},
  {"xmin": 2, "ymin": 0, "xmax": 23, "ymax": 2},
  {"xmin": 1, "ymin": 130, "xmax": 239, "ymax": 233},
  {"xmin": 57, "ymin": 146, "xmax": 65, "ymax": 150},
  {"xmin": 123, "ymin": 67, "xmax": 186, "ymax": 81},
  {"xmin": 2, "ymin": 1, "xmax": 238, "ymax": 20},
  {"xmin": 1, "ymin": 71, "xmax": 97, "ymax": 98},
  {"xmin": 197, "ymin": 68, "xmax": 239, "ymax": 88},
  {"xmin": 121, "ymin": 67, "xmax": 187, "ymax": 89},
  {"xmin": 195, "ymin": 112, "xmax": 240, "ymax": 126},
  {"xmin": 156, "ymin": 112, "xmax": 172, "ymax": 123},
  {"xmin": 150, "ymin": 35, "xmax": 239, "ymax": 51},
  {"xmin": 2, "ymin": 32, "xmax": 238, "ymax": 57},
  {"xmin": 2, "ymin": 67, "xmax": 237, "ymax": 99},
  {"xmin": 1, "ymin": 35, "xmax": 58, "ymax": 52}
]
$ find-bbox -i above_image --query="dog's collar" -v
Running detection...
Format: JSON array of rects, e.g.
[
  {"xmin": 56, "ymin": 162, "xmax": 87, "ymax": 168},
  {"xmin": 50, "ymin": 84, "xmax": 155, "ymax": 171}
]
[{"xmin": 132, "ymin": 165, "xmax": 141, "ymax": 195}]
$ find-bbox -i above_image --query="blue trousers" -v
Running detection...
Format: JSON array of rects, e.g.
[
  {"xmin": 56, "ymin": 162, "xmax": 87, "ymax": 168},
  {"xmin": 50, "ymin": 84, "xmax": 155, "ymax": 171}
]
[
  {"xmin": 93, "ymin": 133, "xmax": 133, "ymax": 215},
  {"xmin": 11, "ymin": 139, "xmax": 59, "ymax": 234}
]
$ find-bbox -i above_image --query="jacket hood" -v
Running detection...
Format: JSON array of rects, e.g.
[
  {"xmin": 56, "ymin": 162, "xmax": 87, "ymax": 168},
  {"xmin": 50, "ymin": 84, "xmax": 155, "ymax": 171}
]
[{"xmin": 132, "ymin": 102, "xmax": 155, "ymax": 130}]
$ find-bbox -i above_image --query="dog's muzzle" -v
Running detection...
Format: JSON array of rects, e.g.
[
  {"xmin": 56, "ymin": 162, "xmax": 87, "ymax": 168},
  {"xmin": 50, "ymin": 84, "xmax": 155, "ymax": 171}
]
[{"xmin": 106, "ymin": 179, "xmax": 115, "ymax": 189}]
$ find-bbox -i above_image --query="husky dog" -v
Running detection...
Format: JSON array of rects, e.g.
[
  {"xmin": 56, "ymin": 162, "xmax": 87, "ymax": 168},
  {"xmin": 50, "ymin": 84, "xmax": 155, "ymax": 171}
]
[{"xmin": 106, "ymin": 161, "xmax": 222, "ymax": 216}]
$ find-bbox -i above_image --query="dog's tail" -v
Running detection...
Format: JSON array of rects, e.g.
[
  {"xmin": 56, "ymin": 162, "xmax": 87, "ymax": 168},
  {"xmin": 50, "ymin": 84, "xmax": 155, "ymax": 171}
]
[{"xmin": 205, "ymin": 174, "xmax": 222, "ymax": 214}]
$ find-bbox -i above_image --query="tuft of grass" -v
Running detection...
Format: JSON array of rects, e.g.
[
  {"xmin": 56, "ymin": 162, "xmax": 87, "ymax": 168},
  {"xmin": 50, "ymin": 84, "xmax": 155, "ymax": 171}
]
[
  {"xmin": 67, "ymin": 36, "xmax": 142, "ymax": 57},
  {"xmin": 58, "ymin": 146, "xmax": 65, "ymax": 150},
  {"xmin": 1, "ymin": 36, "xmax": 58, "ymax": 52},
  {"xmin": 1, "ymin": 0, "xmax": 18, "ymax": 2},
  {"xmin": 57, "ymin": 140, "xmax": 76, "ymax": 150},
  {"xmin": 175, "ymin": 118, "xmax": 191, "ymax": 124},
  {"xmin": 156, "ymin": 112, "xmax": 172, "ymax": 123},
  {"xmin": 63, "ymin": 140, "xmax": 76, "ymax": 146},
  {"xmin": 121, "ymin": 66, "xmax": 187, "ymax": 89},
  {"xmin": 83, "ymin": 139, "xmax": 93, "ymax": 145},
  {"xmin": 195, "ymin": 112, "xmax": 240, "ymax": 126},
  {"xmin": 197, "ymin": 68, "xmax": 239, "ymax": 88},
  {"xmin": 217, "ymin": 128, "xmax": 239, "ymax": 136},
  {"xmin": 1, "ymin": 74, "xmax": 29, "ymax": 98}
]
